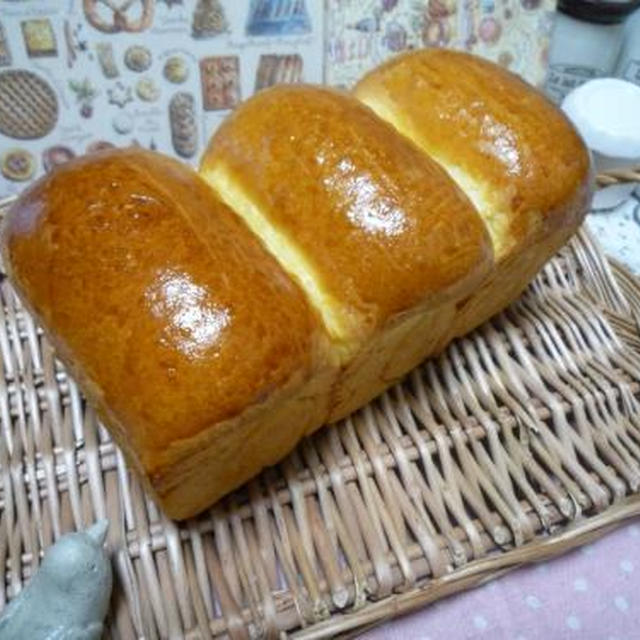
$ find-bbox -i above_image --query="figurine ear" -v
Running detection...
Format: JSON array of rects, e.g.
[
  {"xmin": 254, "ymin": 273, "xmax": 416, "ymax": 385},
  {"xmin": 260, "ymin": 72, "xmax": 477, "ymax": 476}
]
[{"xmin": 85, "ymin": 520, "xmax": 109, "ymax": 546}]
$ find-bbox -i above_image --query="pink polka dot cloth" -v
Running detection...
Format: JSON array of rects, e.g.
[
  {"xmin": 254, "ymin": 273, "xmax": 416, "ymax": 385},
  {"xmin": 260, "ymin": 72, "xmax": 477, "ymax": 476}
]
[{"xmin": 363, "ymin": 520, "xmax": 640, "ymax": 640}]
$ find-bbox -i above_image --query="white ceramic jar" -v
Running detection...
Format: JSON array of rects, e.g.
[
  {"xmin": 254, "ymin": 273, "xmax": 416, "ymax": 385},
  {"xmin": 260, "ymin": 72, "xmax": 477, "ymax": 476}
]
[
  {"xmin": 545, "ymin": 0, "xmax": 639, "ymax": 104},
  {"xmin": 616, "ymin": 9, "xmax": 640, "ymax": 85}
]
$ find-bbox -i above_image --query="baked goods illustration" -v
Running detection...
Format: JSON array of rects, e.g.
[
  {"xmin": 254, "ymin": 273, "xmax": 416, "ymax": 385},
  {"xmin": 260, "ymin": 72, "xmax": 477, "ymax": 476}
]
[
  {"xmin": 112, "ymin": 112, "xmax": 133, "ymax": 134},
  {"xmin": 124, "ymin": 45, "xmax": 152, "ymax": 72},
  {"xmin": 192, "ymin": 0, "xmax": 228, "ymax": 38},
  {"xmin": 42, "ymin": 146, "xmax": 76, "ymax": 173},
  {"xmin": 163, "ymin": 56, "xmax": 189, "ymax": 84},
  {"xmin": 255, "ymin": 54, "xmax": 303, "ymax": 91},
  {"xmin": 86, "ymin": 140, "xmax": 116, "ymax": 153},
  {"xmin": 199, "ymin": 56, "xmax": 240, "ymax": 111},
  {"xmin": 96, "ymin": 42, "xmax": 119, "ymax": 78},
  {"xmin": 0, "ymin": 21, "xmax": 11, "ymax": 67},
  {"xmin": 428, "ymin": 0, "xmax": 456, "ymax": 19},
  {"xmin": 21, "ymin": 19, "xmax": 58, "ymax": 58},
  {"xmin": 69, "ymin": 77, "xmax": 99, "ymax": 118},
  {"xmin": 422, "ymin": 19, "xmax": 451, "ymax": 46},
  {"xmin": 64, "ymin": 21, "xmax": 90, "ymax": 68},
  {"xmin": 479, "ymin": 16, "xmax": 502, "ymax": 44},
  {"xmin": 107, "ymin": 81, "xmax": 133, "ymax": 108},
  {"xmin": 135, "ymin": 76, "xmax": 160, "ymax": 102},
  {"xmin": 247, "ymin": 0, "xmax": 312, "ymax": 36},
  {"xmin": 1, "ymin": 148, "xmax": 36, "ymax": 182},
  {"xmin": 0, "ymin": 69, "xmax": 59, "ymax": 139},
  {"xmin": 83, "ymin": 0, "xmax": 154, "ymax": 34},
  {"xmin": 63, "ymin": 20, "xmax": 76, "ymax": 68},
  {"xmin": 169, "ymin": 91, "xmax": 198, "ymax": 158},
  {"xmin": 383, "ymin": 20, "xmax": 407, "ymax": 52}
]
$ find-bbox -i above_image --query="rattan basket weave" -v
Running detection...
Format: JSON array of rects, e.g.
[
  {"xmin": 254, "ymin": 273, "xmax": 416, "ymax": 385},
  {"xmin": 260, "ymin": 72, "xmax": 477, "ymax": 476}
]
[{"xmin": 1, "ymin": 171, "xmax": 640, "ymax": 639}]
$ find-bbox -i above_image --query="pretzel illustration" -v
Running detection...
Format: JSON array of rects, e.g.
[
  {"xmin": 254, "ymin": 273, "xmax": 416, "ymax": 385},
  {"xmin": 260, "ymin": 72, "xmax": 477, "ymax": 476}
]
[{"xmin": 83, "ymin": 0, "xmax": 154, "ymax": 34}]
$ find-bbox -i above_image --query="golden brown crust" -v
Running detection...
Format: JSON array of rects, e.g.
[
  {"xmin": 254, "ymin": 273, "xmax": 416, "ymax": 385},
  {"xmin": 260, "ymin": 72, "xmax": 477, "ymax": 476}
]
[
  {"xmin": 1, "ymin": 53, "xmax": 593, "ymax": 519},
  {"xmin": 2, "ymin": 148, "xmax": 325, "ymax": 470},
  {"xmin": 151, "ymin": 364, "xmax": 335, "ymax": 518},
  {"xmin": 201, "ymin": 85, "xmax": 493, "ymax": 343},
  {"xmin": 354, "ymin": 49, "xmax": 592, "ymax": 260}
]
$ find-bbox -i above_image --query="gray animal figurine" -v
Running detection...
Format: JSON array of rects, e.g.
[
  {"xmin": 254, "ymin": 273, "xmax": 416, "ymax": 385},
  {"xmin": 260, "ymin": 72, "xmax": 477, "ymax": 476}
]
[{"xmin": 0, "ymin": 520, "xmax": 113, "ymax": 640}]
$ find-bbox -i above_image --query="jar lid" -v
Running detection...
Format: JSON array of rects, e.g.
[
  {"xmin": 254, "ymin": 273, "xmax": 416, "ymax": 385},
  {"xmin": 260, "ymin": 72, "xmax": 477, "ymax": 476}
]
[
  {"xmin": 562, "ymin": 78, "xmax": 640, "ymax": 171},
  {"xmin": 558, "ymin": 0, "xmax": 640, "ymax": 24}
]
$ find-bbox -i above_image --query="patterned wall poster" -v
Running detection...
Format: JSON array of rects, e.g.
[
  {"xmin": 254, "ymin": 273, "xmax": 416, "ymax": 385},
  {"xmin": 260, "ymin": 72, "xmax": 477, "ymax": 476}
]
[
  {"xmin": 0, "ymin": 0, "xmax": 557, "ymax": 197},
  {"xmin": 324, "ymin": 0, "xmax": 555, "ymax": 90},
  {"xmin": 0, "ymin": 0, "xmax": 324, "ymax": 197}
]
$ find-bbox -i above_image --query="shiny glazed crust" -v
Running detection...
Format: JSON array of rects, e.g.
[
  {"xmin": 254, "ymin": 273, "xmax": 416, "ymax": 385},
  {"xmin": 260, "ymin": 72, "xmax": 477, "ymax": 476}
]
[
  {"xmin": 2, "ymin": 53, "xmax": 592, "ymax": 518},
  {"xmin": 200, "ymin": 85, "xmax": 493, "ymax": 422},
  {"xmin": 354, "ymin": 49, "xmax": 591, "ymax": 260},
  {"xmin": 1, "ymin": 149, "xmax": 333, "ymax": 516},
  {"xmin": 354, "ymin": 49, "xmax": 592, "ymax": 342},
  {"xmin": 201, "ymin": 85, "xmax": 492, "ymax": 350}
]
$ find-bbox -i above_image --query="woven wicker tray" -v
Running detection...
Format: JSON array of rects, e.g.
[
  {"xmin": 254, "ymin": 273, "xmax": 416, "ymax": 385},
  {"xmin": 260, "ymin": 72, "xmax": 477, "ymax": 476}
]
[{"xmin": 1, "ymin": 173, "xmax": 640, "ymax": 639}]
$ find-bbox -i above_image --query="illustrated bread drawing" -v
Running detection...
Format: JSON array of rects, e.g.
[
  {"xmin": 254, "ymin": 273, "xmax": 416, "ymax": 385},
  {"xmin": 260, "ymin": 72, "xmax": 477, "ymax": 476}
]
[
  {"xmin": 255, "ymin": 54, "xmax": 303, "ymax": 91},
  {"xmin": 96, "ymin": 42, "xmax": 119, "ymax": 78},
  {"xmin": 169, "ymin": 92, "xmax": 198, "ymax": 158},
  {"xmin": 2, "ymin": 50, "xmax": 592, "ymax": 519},
  {"xmin": 192, "ymin": 0, "xmax": 228, "ymax": 38}
]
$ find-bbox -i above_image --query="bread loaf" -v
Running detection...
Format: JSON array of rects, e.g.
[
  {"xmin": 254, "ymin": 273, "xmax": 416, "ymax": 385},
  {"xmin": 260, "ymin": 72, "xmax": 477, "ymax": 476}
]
[{"xmin": 1, "ymin": 50, "xmax": 592, "ymax": 519}]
